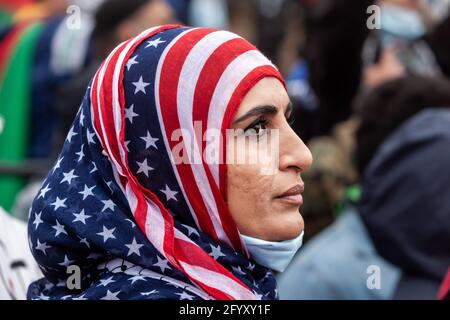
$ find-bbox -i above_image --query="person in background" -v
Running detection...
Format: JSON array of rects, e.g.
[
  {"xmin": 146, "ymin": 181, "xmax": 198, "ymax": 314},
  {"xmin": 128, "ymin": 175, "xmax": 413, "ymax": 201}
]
[
  {"xmin": 426, "ymin": 14, "xmax": 450, "ymax": 78},
  {"xmin": 278, "ymin": 76, "xmax": 450, "ymax": 299},
  {"xmin": 55, "ymin": 0, "xmax": 176, "ymax": 151},
  {"xmin": 1, "ymin": 1, "xmax": 102, "ymax": 218},
  {"xmin": 295, "ymin": 117, "xmax": 360, "ymax": 241},
  {"xmin": 187, "ymin": 0, "xmax": 229, "ymax": 29},
  {"xmin": 0, "ymin": 206, "xmax": 42, "ymax": 300},
  {"xmin": 295, "ymin": 0, "xmax": 449, "ymax": 240},
  {"xmin": 299, "ymin": 0, "xmax": 374, "ymax": 136},
  {"xmin": 13, "ymin": 0, "xmax": 68, "ymax": 23},
  {"xmin": 362, "ymin": 0, "xmax": 445, "ymax": 81}
]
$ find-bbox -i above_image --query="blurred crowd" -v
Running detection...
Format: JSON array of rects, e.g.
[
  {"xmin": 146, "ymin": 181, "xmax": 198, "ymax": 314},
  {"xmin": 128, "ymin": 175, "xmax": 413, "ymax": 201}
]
[{"xmin": 0, "ymin": 0, "xmax": 449, "ymax": 300}]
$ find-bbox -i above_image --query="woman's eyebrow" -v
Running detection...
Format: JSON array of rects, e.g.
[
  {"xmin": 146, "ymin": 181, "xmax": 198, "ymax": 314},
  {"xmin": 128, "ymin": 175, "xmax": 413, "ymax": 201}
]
[
  {"xmin": 232, "ymin": 101, "xmax": 293, "ymax": 125},
  {"xmin": 232, "ymin": 105, "xmax": 278, "ymax": 125}
]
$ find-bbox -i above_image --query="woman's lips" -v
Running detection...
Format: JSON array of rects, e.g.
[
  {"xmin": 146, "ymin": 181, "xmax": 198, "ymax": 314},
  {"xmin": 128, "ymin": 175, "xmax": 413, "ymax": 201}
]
[{"xmin": 274, "ymin": 184, "xmax": 304, "ymax": 206}]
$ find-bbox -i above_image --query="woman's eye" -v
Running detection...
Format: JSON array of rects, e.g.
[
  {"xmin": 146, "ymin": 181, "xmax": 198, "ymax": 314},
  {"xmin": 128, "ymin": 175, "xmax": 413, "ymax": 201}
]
[{"xmin": 244, "ymin": 119, "xmax": 268, "ymax": 137}]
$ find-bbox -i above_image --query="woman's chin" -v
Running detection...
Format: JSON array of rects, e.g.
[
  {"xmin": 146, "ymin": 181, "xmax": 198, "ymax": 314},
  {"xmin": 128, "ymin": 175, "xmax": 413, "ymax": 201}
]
[{"xmin": 268, "ymin": 213, "xmax": 304, "ymax": 241}]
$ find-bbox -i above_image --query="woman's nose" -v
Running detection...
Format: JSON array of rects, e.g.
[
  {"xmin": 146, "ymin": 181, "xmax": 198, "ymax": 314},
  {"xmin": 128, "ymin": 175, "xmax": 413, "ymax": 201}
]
[{"xmin": 279, "ymin": 126, "xmax": 313, "ymax": 174}]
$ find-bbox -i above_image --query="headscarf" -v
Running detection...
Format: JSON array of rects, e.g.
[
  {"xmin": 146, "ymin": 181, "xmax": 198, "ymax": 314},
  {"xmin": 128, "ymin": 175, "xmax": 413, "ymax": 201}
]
[{"xmin": 28, "ymin": 25, "xmax": 285, "ymax": 300}]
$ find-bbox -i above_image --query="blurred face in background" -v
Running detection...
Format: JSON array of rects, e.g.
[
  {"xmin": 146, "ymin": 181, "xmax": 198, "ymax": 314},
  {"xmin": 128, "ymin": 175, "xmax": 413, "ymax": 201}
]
[
  {"xmin": 380, "ymin": 0, "xmax": 420, "ymax": 8},
  {"xmin": 44, "ymin": 0, "xmax": 69, "ymax": 14},
  {"xmin": 227, "ymin": 77, "xmax": 313, "ymax": 242},
  {"xmin": 116, "ymin": 0, "xmax": 176, "ymax": 42},
  {"xmin": 378, "ymin": 0, "xmax": 435, "ymax": 27}
]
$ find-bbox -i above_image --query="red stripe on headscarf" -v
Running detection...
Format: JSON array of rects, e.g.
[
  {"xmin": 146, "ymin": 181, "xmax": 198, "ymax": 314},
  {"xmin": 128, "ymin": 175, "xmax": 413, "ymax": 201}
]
[
  {"xmin": 91, "ymin": 25, "xmax": 182, "ymax": 267},
  {"xmin": 192, "ymin": 37, "xmax": 256, "ymax": 252},
  {"xmin": 158, "ymin": 27, "xmax": 220, "ymax": 241}
]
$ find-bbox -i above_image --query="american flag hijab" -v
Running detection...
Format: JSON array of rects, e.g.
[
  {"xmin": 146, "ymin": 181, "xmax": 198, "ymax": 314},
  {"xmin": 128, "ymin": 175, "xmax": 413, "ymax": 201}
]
[{"xmin": 28, "ymin": 25, "xmax": 285, "ymax": 300}]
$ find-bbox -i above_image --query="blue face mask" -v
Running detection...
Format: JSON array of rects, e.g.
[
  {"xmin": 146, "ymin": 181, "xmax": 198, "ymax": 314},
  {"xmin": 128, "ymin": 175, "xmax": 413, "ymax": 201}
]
[
  {"xmin": 381, "ymin": 5, "xmax": 426, "ymax": 40},
  {"xmin": 241, "ymin": 231, "xmax": 304, "ymax": 272}
]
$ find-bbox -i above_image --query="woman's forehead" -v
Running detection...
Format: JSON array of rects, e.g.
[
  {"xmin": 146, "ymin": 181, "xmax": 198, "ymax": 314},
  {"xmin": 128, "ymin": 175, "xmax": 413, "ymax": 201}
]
[{"xmin": 235, "ymin": 77, "xmax": 290, "ymax": 116}]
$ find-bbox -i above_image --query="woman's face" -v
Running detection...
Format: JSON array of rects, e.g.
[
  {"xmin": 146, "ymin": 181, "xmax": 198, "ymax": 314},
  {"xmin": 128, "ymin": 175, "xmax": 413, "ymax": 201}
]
[{"xmin": 227, "ymin": 77, "xmax": 313, "ymax": 242}]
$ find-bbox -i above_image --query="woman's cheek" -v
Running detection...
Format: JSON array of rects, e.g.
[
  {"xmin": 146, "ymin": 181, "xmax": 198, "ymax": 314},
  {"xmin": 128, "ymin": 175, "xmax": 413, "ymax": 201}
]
[
  {"xmin": 228, "ymin": 138, "xmax": 277, "ymax": 198},
  {"xmin": 228, "ymin": 163, "xmax": 275, "ymax": 203},
  {"xmin": 228, "ymin": 162, "xmax": 276, "ymax": 236}
]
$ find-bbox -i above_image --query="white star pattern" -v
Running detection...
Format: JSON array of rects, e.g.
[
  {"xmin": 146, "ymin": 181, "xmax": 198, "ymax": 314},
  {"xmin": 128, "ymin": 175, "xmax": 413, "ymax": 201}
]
[
  {"xmin": 101, "ymin": 290, "xmax": 120, "ymax": 300},
  {"xmin": 52, "ymin": 220, "xmax": 68, "ymax": 237},
  {"xmin": 97, "ymin": 226, "xmax": 116, "ymax": 243},
  {"xmin": 175, "ymin": 291, "xmax": 195, "ymax": 300},
  {"xmin": 97, "ymin": 276, "xmax": 115, "ymax": 287},
  {"xmin": 153, "ymin": 256, "xmax": 171, "ymax": 273},
  {"xmin": 52, "ymin": 157, "xmax": 63, "ymax": 173},
  {"xmin": 66, "ymin": 126, "xmax": 78, "ymax": 143},
  {"xmin": 125, "ymin": 219, "xmax": 136, "ymax": 228},
  {"xmin": 89, "ymin": 161, "xmax": 97, "ymax": 173},
  {"xmin": 124, "ymin": 140, "xmax": 131, "ymax": 152},
  {"xmin": 126, "ymin": 55, "xmax": 139, "ymax": 71},
  {"xmin": 160, "ymin": 184, "xmax": 178, "ymax": 201},
  {"xmin": 58, "ymin": 255, "xmax": 74, "ymax": 267},
  {"xmin": 73, "ymin": 209, "xmax": 91, "ymax": 224},
  {"xmin": 182, "ymin": 224, "xmax": 199, "ymax": 237},
  {"xmin": 78, "ymin": 184, "xmax": 95, "ymax": 200},
  {"xmin": 140, "ymin": 131, "xmax": 158, "ymax": 149},
  {"xmin": 37, "ymin": 293, "xmax": 50, "ymax": 300},
  {"xmin": 254, "ymin": 292, "xmax": 263, "ymax": 299},
  {"xmin": 140, "ymin": 289, "xmax": 159, "ymax": 296},
  {"xmin": 76, "ymin": 144, "xmax": 85, "ymax": 161},
  {"xmin": 101, "ymin": 199, "xmax": 116, "ymax": 212},
  {"xmin": 165, "ymin": 281, "xmax": 184, "ymax": 289},
  {"xmin": 79, "ymin": 111, "xmax": 85, "ymax": 126},
  {"xmin": 129, "ymin": 275, "xmax": 147, "ymax": 284},
  {"xmin": 209, "ymin": 244, "xmax": 226, "ymax": 260},
  {"xmin": 125, "ymin": 237, "xmax": 144, "ymax": 257},
  {"xmin": 136, "ymin": 158, "xmax": 153, "ymax": 177},
  {"xmin": 35, "ymin": 239, "xmax": 51, "ymax": 255},
  {"xmin": 232, "ymin": 266, "xmax": 246, "ymax": 276},
  {"xmin": 50, "ymin": 197, "xmax": 67, "ymax": 211},
  {"xmin": 125, "ymin": 104, "xmax": 139, "ymax": 124},
  {"xmin": 38, "ymin": 184, "xmax": 51, "ymax": 199},
  {"xmin": 79, "ymin": 237, "xmax": 90, "ymax": 248},
  {"xmin": 145, "ymin": 37, "xmax": 165, "ymax": 48},
  {"xmin": 32, "ymin": 211, "xmax": 43, "ymax": 230},
  {"xmin": 60, "ymin": 169, "xmax": 78, "ymax": 185},
  {"xmin": 87, "ymin": 130, "xmax": 96, "ymax": 144},
  {"xmin": 132, "ymin": 76, "xmax": 150, "ymax": 94}
]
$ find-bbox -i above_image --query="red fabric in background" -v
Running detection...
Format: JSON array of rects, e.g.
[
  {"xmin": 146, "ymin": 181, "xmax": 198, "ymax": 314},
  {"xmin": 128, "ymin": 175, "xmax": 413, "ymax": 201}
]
[
  {"xmin": 0, "ymin": 0, "xmax": 33, "ymax": 11},
  {"xmin": 438, "ymin": 267, "xmax": 450, "ymax": 300}
]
